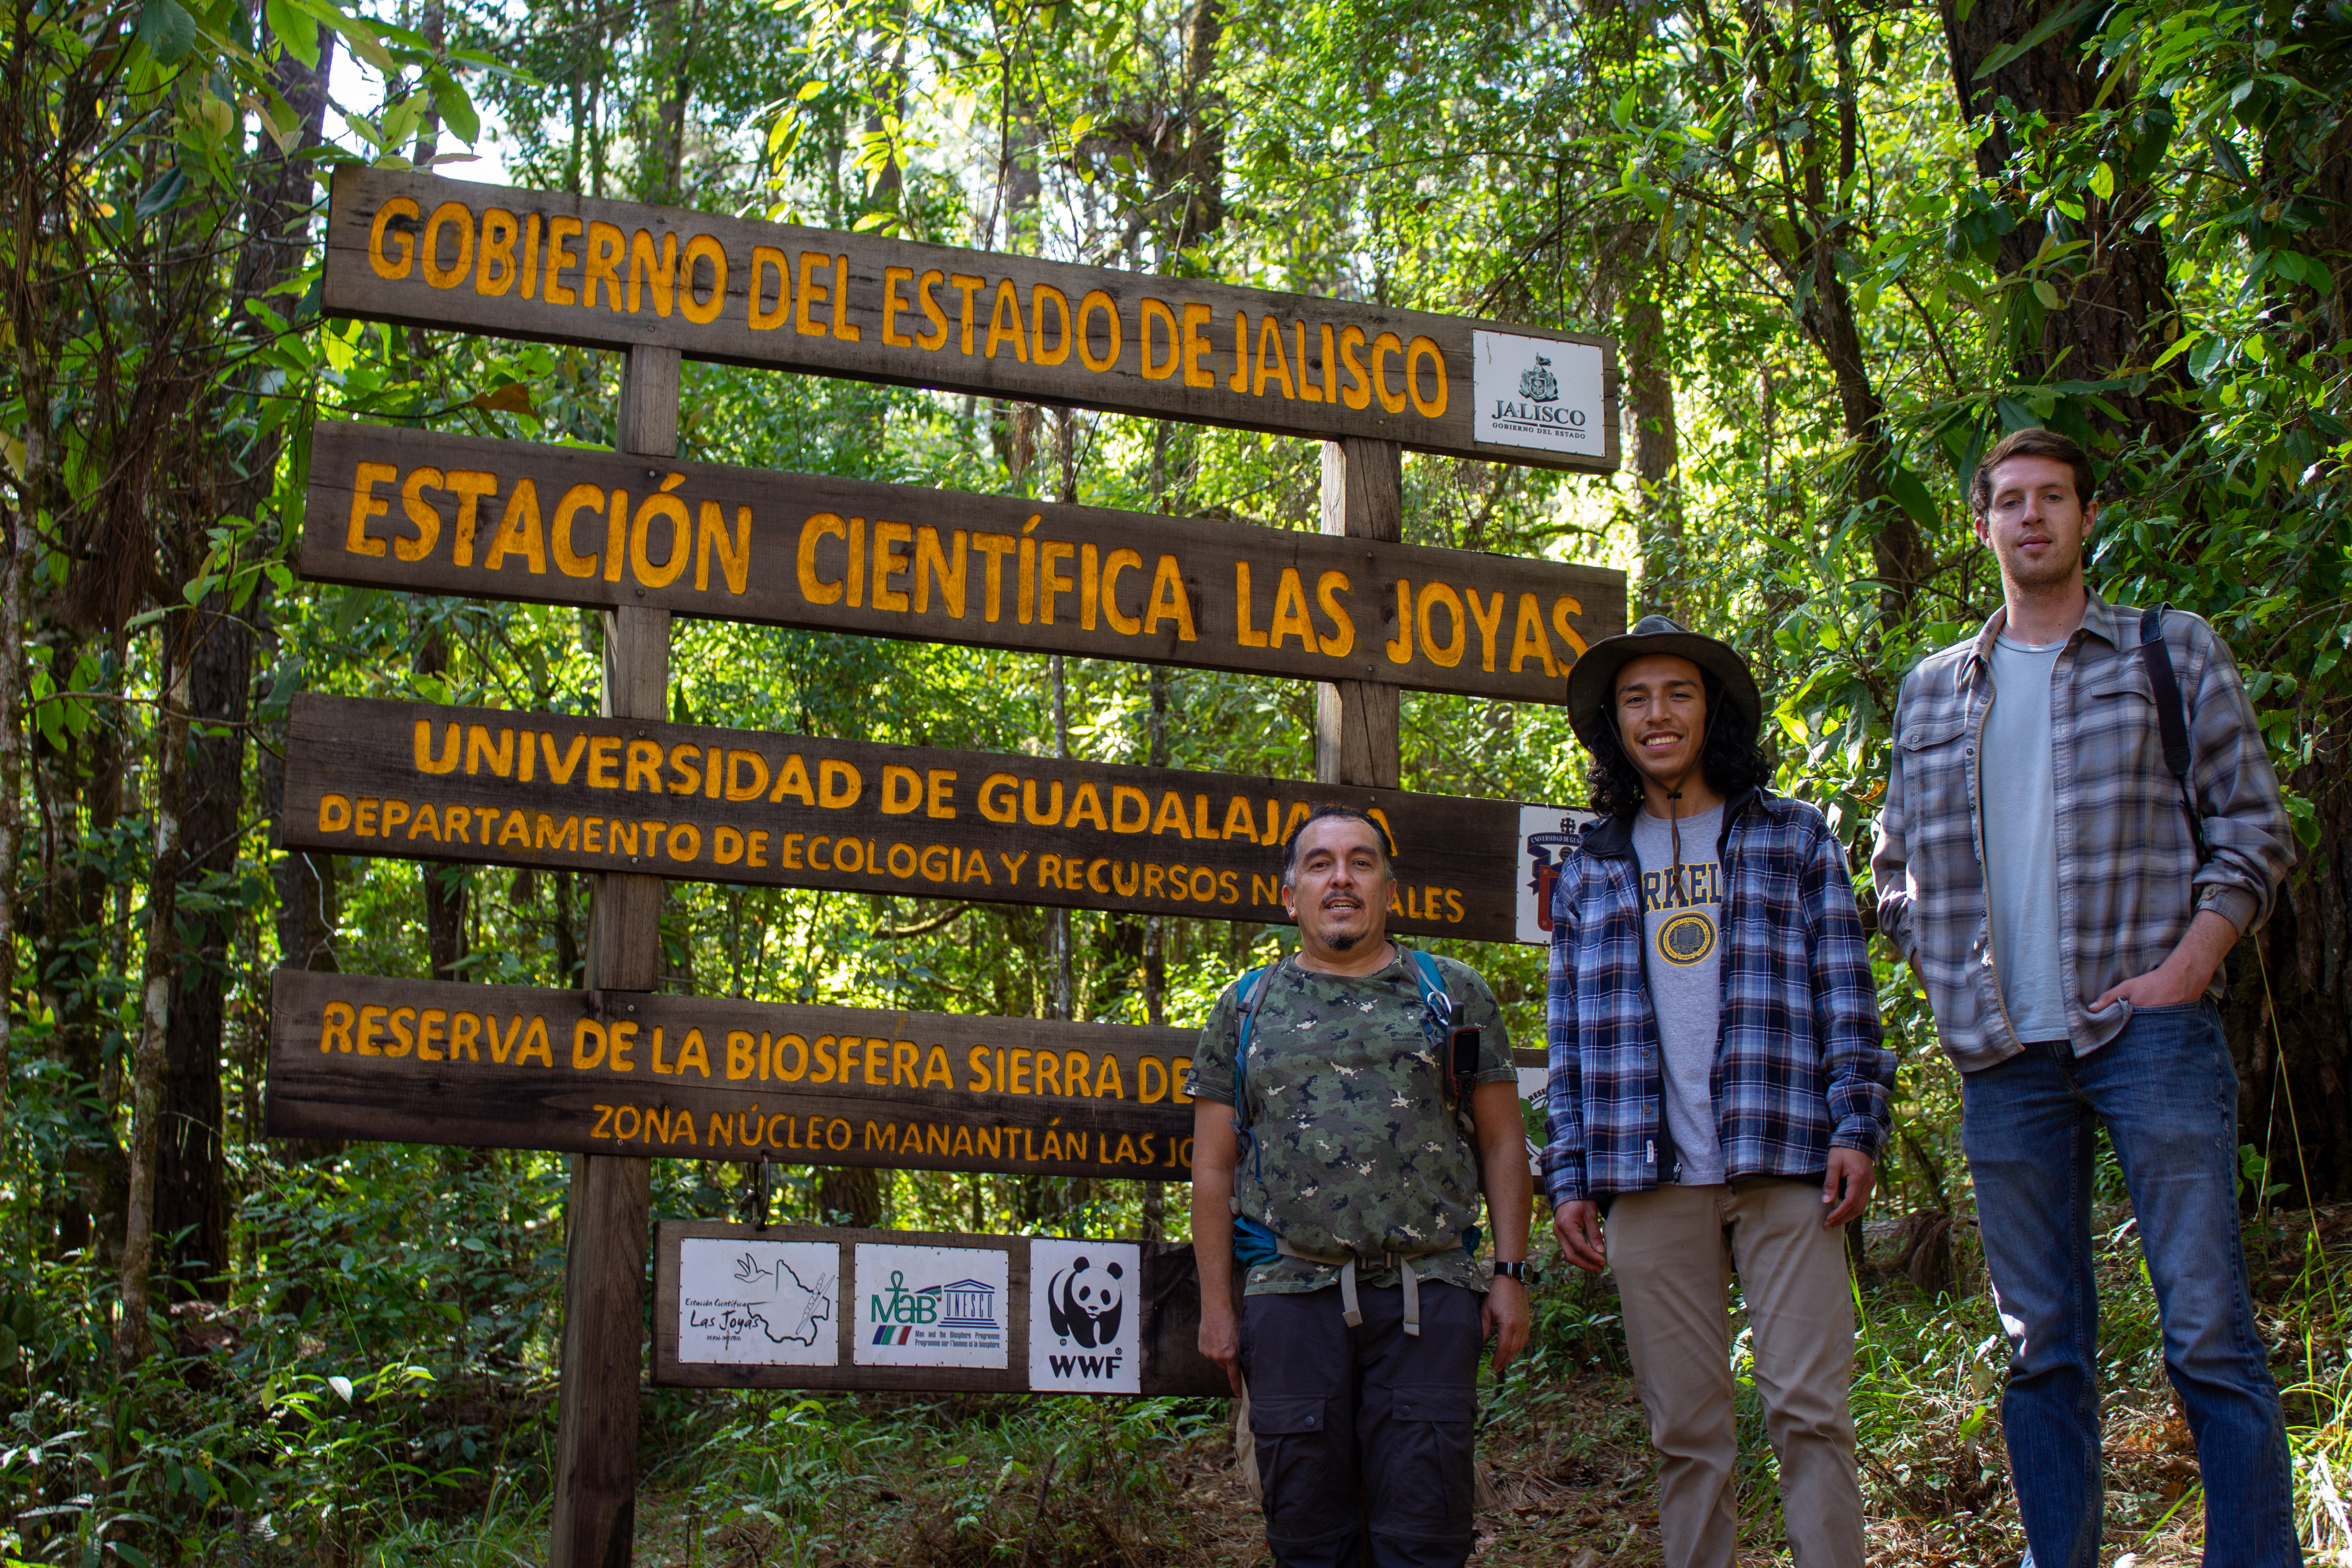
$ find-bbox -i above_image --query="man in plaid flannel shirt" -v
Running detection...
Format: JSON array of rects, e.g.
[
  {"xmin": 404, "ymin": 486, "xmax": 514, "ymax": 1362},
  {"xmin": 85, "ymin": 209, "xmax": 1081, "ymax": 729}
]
[
  {"xmin": 1543, "ymin": 616, "xmax": 1893, "ymax": 1568},
  {"xmin": 1872, "ymin": 428, "xmax": 2298, "ymax": 1568}
]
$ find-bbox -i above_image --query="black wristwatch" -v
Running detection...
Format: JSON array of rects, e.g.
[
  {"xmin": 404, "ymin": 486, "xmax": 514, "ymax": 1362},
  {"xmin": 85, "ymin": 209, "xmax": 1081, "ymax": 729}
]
[{"xmin": 1492, "ymin": 1259, "xmax": 1531, "ymax": 1283}]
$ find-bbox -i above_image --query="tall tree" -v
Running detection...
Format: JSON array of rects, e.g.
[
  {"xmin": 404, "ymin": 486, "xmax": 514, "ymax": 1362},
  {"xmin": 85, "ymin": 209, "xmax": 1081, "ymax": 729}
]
[{"xmin": 1939, "ymin": 0, "xmax": 2193, "ymax": 445}]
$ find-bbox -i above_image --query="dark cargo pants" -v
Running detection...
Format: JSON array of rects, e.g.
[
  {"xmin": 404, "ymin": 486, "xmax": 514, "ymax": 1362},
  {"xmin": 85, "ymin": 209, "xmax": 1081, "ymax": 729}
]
[{"xmin": 1240, "ymin": 1280, "xmax": 1484, "ymax": 1568}]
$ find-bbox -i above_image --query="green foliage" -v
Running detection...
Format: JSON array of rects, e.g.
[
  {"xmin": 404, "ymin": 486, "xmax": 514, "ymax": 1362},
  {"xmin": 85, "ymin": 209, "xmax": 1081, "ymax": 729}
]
[{"xmin": 0, "ymin": 0, "xmax": 2345, "ymax": 1556}]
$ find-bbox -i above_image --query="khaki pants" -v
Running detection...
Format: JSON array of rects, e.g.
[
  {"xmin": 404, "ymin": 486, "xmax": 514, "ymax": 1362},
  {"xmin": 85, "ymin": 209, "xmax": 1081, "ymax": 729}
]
[{"xmin": 1605, "ymin": 1180, "xmax": 1863, "ymax": 1568}]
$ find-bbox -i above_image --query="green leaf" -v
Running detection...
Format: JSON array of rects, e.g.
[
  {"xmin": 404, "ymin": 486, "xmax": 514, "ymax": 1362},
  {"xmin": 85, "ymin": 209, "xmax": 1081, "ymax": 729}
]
[
  {"xmin": 2126, "ymin": 102, "xmax": 2174, "ymax": 179},
  {"xmin": 797, "ymin": 80, "xmax": 829, "ymax": 101},
  {"xmin": 428, "ymin": 69, "xmax": 481, "ymax": 145},
  {"xmin": 265, "ymin": 0, "xmax": 318, "ymax": 67},
  {"xmin": 136, "ymin": 0, "xmax": 197, "ymax": 64},
  {"xmin": 1973, "ymin": 0, "xmax": 2101, "ymax": 80},
  {"xmin": 379, "ymin": 94, "xmax": 424, "ymax": 152},
  {"xmin": 2274, "ymin": 250, "xmax": 2331, "ymax": 291},
  {"xmin": 342, "ymin": 24, "xmax": 396, "ymax": 74},
  {"xmin": 2286, "ymin": 792, "xmax": 2319, "ymax": 851},
  {"xmin": 1887, "ymin": 462, "xmax": 1940, "ymax": 531},
  {"xmin": 330, "ymin": 587, "xmax": 377, "ymax": 639},
  {"xmin": 2087, "ymin": 162, "xmax": 2115, "ymax": 200},
  {"xmin": 2033, "ymin": 279, "xmax": 2063, "ymax": 309},
  {"xmin": 133, "ymin": 165, "xmax": 191, "ymax": 221}
]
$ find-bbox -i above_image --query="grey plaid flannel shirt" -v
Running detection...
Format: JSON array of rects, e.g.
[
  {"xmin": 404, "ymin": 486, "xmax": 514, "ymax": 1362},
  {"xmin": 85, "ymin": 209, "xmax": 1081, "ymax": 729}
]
[{"xmin": 1870, "ymin": 592, "xmax": 2294, "ymax": 1073}]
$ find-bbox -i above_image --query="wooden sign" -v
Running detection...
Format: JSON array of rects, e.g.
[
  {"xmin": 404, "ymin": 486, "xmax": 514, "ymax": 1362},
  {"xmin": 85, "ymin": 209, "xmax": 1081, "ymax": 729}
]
[
  {"xmin": 653, "ymin": 1221, "xmax": 1226, "ymax": 1397},
  {"xmin": 323, "ymin": 167, "xmax": 1619, "ymax": 472},
  {"xmin": 279, "ymin": 694, "xmax": 1592, "ymax": 946},
  {"xmin": 268, "ymin": 970, "xmax": 1197, "ymax": 1178},
  {"xmin": 304, "ymin": 421, "xmax": 1622, "ymax": 705}
]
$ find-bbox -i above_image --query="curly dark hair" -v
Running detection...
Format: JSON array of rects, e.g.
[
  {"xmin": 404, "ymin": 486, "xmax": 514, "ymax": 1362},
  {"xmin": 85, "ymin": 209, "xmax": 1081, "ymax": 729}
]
[{"xmin": 1584, "ymin": 671, "xmax": 1773, "ymax": 819}]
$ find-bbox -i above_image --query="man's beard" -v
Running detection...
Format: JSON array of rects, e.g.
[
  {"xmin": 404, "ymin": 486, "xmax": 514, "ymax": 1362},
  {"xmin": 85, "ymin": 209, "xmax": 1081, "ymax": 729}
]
[
  {"xmin": 1327, "ymin": 931, "xmax": 1358, "ymax": 951},
  {"xmin": 2003, "ymin": 540, "xmax": 2082, "ymax": 589}
]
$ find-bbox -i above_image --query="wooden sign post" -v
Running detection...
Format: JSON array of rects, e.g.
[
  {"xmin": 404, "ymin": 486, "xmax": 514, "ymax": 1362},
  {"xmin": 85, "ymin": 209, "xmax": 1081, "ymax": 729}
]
[
  {"xmin": 1318, "ymin": 438, "xmax": 1404, "ymax": 791},
  {"xmin": 548, "ymin": 344, "xmax": 674, "ymax": 1568},
  {"xmin": 283, "ymin": 166, "xmax": 1629, "ymax": 1568}
]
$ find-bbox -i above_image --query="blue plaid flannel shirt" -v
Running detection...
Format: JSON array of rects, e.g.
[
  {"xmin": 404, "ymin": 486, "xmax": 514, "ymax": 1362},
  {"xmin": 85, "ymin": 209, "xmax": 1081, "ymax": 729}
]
[{"xmin": 1542, "ymin": 788, "xmax": 1894, "ymax": 1206}]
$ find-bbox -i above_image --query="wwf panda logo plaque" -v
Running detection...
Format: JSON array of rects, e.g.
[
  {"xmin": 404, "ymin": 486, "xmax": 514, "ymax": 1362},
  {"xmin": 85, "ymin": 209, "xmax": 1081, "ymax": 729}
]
[{"xmin": 1028, "ymin": 1237, "xmax": 1141, "ymax": 1393}]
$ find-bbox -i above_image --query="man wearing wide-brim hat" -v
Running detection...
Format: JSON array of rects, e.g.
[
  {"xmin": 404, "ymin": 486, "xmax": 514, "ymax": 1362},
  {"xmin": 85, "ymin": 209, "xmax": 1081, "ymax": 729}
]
[{"xmin": 1540, "ymin": 615, "xmax": 1894, "ymax": 1568}]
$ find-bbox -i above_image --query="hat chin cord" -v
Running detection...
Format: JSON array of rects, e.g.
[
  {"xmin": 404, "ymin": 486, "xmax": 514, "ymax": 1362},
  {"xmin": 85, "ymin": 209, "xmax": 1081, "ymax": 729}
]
[{"xmin": 1653, "ymin": 697, "xmax": 1720, "ymax": 909}]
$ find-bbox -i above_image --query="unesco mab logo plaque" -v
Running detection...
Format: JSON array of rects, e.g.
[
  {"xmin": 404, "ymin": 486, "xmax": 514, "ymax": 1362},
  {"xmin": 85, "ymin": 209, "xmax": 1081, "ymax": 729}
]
[
  {"xmin": 1027, "ymin": 1238, "xmax": 1141, "ymax": 1394},
  {"xmin": 853, "ymin": 1242, "xmax": 1009, "ymax": 1368},
  {"xmin": 1473, "ymin": 331, "xmax": 1606, "ymax": 457}
]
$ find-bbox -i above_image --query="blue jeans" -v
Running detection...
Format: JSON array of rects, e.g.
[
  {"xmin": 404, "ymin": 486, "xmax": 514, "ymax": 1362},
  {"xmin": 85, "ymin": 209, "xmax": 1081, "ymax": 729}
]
[{"xmin": 1961, "ymin": 1003, "xmax": 2299, "ymax": 1568}]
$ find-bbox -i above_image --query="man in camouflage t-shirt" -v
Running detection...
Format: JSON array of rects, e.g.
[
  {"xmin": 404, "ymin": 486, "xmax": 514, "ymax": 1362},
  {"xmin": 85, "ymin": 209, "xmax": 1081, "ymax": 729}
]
[{"xmin": 1189, "ymin": 805, "xmax": 1532, "ymax": 1568}]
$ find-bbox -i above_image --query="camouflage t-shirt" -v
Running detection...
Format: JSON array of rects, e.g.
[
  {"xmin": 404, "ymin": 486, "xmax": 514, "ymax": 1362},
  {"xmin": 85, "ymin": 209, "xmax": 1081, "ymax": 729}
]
[{"xmin": 1186, "ymin": 947, "xmax": 1516, "ymax": 1297}]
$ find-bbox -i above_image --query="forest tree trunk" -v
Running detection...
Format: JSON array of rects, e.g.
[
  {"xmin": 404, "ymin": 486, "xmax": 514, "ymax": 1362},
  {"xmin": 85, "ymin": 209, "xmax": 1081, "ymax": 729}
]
[
  {"xmin": 1938, "ymin": 0, "xmax": 2192, "ymax": 445},
  {"xmin": 414, "ymin": 624, "xmax": 468, "ymax": 979},
  {"xmin": 817, "ymin": 1167, "xmax": 884, "ymax": 1229},
  {"xmin": 1620, "ymin": 259, "xmax": 1683, "ymax": 620},
  {"xmin": 1141, "ymin": 664, "xmax": 1169, "ymax": 1240},
  {"xmin": 39, "ymin": 693, "xmax": 127, "ymax": 1255},
  {"xmin": 154, "ymin": 596, "xmax": 244, "ymax": 1303},
  {"xmin": 250, "ymin": 21, "xmax": 337, "ymax": 980},
  {"xmin": 119, "ymin": 650, "xmax": 190, "ymax": 1360},
  {"xmin": 1737, "ymin": 0, "xmax": 1926, "ymax": 620},
  {"xmin": 0, "ymin": 460, "xmax": 25, "ymax": 1104}
]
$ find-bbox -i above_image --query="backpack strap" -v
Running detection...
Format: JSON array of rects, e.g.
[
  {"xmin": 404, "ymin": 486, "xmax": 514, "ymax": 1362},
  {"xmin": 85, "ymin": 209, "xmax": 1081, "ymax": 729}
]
[
  {"xmin": 2137, "ymin": 606, "xmax": 2210, "ymax": 861},
  {"xmin": 1396, "ymin": 947, "xmax": 1488, "ymax": 1258},
  {"xmin": 1399, "ymin": 947, "xmax": 1472, "ymax": 1103},
  {"xmin": 1403, "ymin": 946, "xmax": 1450, "ymax": 1012},
  {"xmin": 1230, "ymin": 962, "xmax": 1280, "ymax": 1185}
]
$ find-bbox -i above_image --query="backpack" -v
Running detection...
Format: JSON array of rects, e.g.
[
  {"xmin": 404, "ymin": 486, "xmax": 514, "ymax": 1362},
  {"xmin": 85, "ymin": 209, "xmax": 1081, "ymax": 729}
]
[{"xmin": 1222, "ymin": 949, "xmax": 1482, "ymax": 1335}]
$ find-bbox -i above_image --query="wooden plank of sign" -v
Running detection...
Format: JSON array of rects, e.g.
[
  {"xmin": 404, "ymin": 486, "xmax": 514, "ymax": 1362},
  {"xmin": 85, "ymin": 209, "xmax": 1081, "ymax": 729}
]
[
  {"xmin": 650, "ymin": 1220, "xmax": 1225, "ymax": 1397},
  {"xmin": 302, "ymin": 421, "xmax": 1622, "ymax": 706},
  {"xmin": 267, "ymin": 970, "xmax": 1199, "ymax": 1178},
  {"xmin": 322, "ymin": 167, "xmax": 1618, "ymax": 473},
  {"xmin": 279, "ymin": 693, "xmax": 1571, "ymax": 945}
]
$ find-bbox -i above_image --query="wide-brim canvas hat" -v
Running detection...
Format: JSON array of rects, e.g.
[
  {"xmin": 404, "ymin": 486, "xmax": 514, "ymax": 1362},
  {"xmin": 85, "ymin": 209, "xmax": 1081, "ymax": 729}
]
[{"xmin": 1566, "ymin": 614, "xmax": 1762, "ymax": 754}]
